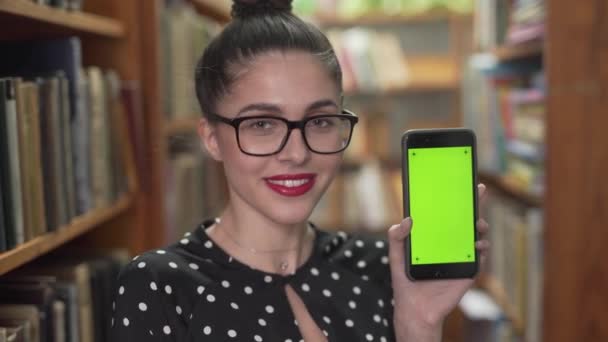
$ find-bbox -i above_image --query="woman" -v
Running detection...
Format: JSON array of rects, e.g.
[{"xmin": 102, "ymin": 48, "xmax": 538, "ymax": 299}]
[{"xmin": 111, "ymin": 0, "xmax": 490, "ymax": 341}]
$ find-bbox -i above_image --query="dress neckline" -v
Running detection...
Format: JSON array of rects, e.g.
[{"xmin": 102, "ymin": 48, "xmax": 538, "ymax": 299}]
[{"xmin": 192, "ymin": 218, "xmax": 331, "ymax": 284}]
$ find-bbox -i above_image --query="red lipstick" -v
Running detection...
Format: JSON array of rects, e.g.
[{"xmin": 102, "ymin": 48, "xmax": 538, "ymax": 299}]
[{"xmin": 264, "ymin": 173, "xmax": 316, "ymax": 197}]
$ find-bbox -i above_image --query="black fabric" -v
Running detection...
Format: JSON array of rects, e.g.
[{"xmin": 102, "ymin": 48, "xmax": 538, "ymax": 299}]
[{"xmin": 111, "ymin": 218, "xmax": 396, "ymax": 341}]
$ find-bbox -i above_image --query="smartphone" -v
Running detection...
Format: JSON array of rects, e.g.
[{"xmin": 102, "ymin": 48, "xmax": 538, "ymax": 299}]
[{"xmin": 401, "ymin": 128, "xmax": 479, "ymax": 280}]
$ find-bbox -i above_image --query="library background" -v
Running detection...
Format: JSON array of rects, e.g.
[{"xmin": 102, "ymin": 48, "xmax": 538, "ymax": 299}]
[{"xmin": 0, "ymin": 0, "xmax": 605, "ymax": 341}]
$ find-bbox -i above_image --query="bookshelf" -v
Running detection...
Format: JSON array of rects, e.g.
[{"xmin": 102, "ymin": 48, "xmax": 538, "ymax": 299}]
[
  {"xmin": 190, "ymin": 0, "xmax": 231, "ymax": 23},
  {"xmin": 465, "ymin": 0, "xmax": 608, "ymax": 341},
  {"xmin": 0, "ymin": 0, "xmax": 125, "ymax": 38},
  {"xmin": 492, "ymin": 39, "xmax": 543, "ymax": 61},
  {"xmin": 316, "ymin": 11, "xmax": 470, "ymax": 27},
  {"xmin": 0, "ymin": 193, "xmax": 133, "ymax": 276},
  {"xmin": 0, "ymin": 0, "xmax": 166, "ymax": 280}
]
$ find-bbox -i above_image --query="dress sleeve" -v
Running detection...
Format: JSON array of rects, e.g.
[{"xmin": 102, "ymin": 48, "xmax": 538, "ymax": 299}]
[{"xmin": 110, "ymin": 258, "xmax": 176, "ymax": 341}]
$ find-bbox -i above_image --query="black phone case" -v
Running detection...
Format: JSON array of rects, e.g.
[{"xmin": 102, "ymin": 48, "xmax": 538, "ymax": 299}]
[{"xmin": 401, "ymin": 128, "xmax": 480, "ymax": 281}]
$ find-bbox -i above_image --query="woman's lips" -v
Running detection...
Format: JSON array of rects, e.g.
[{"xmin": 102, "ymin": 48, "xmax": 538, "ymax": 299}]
[{"xmin": 264, "ymin": 174, "xmax": 316, "ymax": 197}]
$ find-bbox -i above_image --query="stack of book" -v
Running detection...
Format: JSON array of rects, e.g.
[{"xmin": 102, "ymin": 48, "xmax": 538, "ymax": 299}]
[
  {"xmin": 474, "ymin": 0, "xmax": 544, "ymax": 50},
  {"xmin": 29, "ymin": 0, "xmax": 85, "ymax": 11},
  {"xmin": 295, "ymin": 0, "xmax": 474, "ymax": 17},
  {"xmin": 326, "ymin": 28, "xmax": 410, "ymax": 94},
  {"xmin": 161, "ymin": 1, "xmax": 220, "ymax": 120},
  {"xmin": 0, "ymin": 249, "xmax": 128, "ymax": 342},
  {"xmin": 506, "ymin": 0, "xmax": 545, "ymax": 44},
  {"xmin": 483, "ymin": 193, "xmax": 544, "ymax": 342},
  {"xmin": 0, "ymin": 37, "xmax": 131, "ymax": 252},
  {"xmin": 462, "ymin": 55, "xmax": 545, "ymax": 196}
]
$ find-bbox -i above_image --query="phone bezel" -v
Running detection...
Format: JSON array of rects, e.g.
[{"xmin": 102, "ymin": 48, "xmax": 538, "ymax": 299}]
[{"xmin": 401, "ymin": 128, "xmax": 479, "ymax": 280}]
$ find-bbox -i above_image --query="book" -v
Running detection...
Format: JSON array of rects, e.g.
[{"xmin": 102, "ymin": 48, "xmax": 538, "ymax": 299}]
[{"xmin": 0, "ymin": 305, "xmax": 40, "ymax": 342}]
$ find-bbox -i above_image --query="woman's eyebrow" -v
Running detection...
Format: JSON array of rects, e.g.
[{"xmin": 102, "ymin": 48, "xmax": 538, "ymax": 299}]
[{"xmin": 306, "ymin": 99, "xmax": 338, "ymax": 112}]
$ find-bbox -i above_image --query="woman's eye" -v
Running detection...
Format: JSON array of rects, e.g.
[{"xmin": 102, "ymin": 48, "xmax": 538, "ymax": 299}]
[
  {"xmin": 250, "ymin": 120, "xmax": 274, "ymax": 129},
  {"xmin": 312, "ymin": 118, "xmax": 333, "ymax": 127}
]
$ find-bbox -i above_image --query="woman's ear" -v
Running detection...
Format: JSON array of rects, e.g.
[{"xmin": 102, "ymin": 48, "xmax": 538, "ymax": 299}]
[{"xmin": 198, "ymin": 117, "xmax": 223, "ymax": 161}]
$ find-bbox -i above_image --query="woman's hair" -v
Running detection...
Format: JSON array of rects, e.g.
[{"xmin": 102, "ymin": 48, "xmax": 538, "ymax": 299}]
[{"xmin": 194, "ymin": 0, "xmax": 342, "ymax": 117}]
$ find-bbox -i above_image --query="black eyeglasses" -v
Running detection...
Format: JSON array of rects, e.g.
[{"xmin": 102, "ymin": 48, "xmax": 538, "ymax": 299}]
[{"xmin": 207, "ymin": 109, "xmax": 359, "ymax": 156}]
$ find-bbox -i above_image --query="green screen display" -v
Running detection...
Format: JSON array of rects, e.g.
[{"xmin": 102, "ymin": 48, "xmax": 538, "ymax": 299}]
[{"xmin": 408, "ymin": 146, "xmax": 476, "ymax": 265}]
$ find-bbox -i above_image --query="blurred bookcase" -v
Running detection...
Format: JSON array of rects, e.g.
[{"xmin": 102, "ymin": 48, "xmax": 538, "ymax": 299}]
[{"xmin": 458, "ymin": 0, "xmax": 608, "ymax": 341}]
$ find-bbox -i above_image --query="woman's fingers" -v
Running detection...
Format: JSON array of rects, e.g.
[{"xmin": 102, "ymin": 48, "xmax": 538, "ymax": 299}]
[
  {"xmin": 477, "ymin": 218, "xmax": 489, "ymax": 234},
  {"xmin": 475, "ymin": 239, "xmax": 490, "ymax": 250},
  {"xmin": 387, "ymin": 218, "xmax": 413, "ymax": 285}
]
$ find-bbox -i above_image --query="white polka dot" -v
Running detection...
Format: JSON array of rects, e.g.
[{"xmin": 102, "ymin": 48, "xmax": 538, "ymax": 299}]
[
  {"xmin": 323, "ymin": 316, "xmax": 331, "ymax": 324},
  {"xmin": 227, "ymin": 329, "xmax": 237, "ymax": 338},
  {"xmin": 254, "ymin": 335, "xmax": 263, "ymax": 342},
  {"xmin": 164, "ymin": 285, "xmax": 172, "ymax": 294},
  {"xmin": 338, "ymin": 231, "xmax": 347, "ymax": 239},
  {"xmin": 349, "ymin": 300, "xmax": 356, "ymax": 309},
  {"xmin": 138, "ymin": 302, "xmax": 147, "ymax": 311},
  {"xmin": 345, "ymin": 319, "xmax": 354, "ymax": 327},
  {"xmin": 294, "ymin": 319, "xmax": 298, "ymax": 326},
  {"xmin": 149, "ymin": 330, "xmax": 153, "ymax": 335},
  {"xmin": 264, "ymin": 275, "xmax": 272, "ymax": 283},
  {"xmin": 176, "ymin": 306, "xmax": 182, "ymax": 314},
  {"xmin": 203, "ymin": 326, "xmax": 212, "ymax": 335},
  {"xmin": 376, "ymin": 240, "xmax": 385, "ymax": 248},
  {"xmin": 184, "ymin": 232, "xmax": 191, "ymax": 237},
  {"xmin": 366, "ymin": 333, "xmax": 374, "ymax": 341},
  {"xmin": 230, "ymin": 302, "xmax": 239, "ymax": 310},
  {"xmin": 123, "ymin": 317, "xmax": 129, "ymax": 326},
  {"xmin": 190, "ymin": 313, "xmax": 193, "ymax": 320},
  {"xmin": 207, "ymin": 294, "xmax": 215, "ymax": 302},
  {"xmin": 355, "ymin": 240, "xmax": 364, "ymax": 247},
  {"xmin": 132, "ymin": 255, "xmax": 139, "ymax": 260},
  {"xmin": 301, "ymin": 283, "xmax": 310, "ymax": 292},
  {"xmin": 323, "ymin": 330, "xmax": 328, "ymax": 336},
  {"xmin": 353, "ymin": 286, "xmax": 361, "ymax": 295},
  {"xmin": 374, "ymin": 314, "xmax": 381, "ymax": 323},
  {"xmin": 381, "ymin": 256, "xmax": 389, "ymax": 264},
  {"xmin": 378, "ymin": 299, "xmax": 384, "ymax": 307},
  {"xmin": 265, "ymin": 305, "xmax": 274, "ymax": 313},
  {"xmin": 111, "ymin": 317, "xmax": 114, "ymax": 326},
  {"xmin": 204, "ymin": 240, "xmax": 213, "ymax": 248},
  {"xmin": 163, "ymin": 325, "xmax": 171, "ymax": 335},
  {"xmin": 383, "ymin": 318, "xmax": 389, "ymax": 327},
  {"xmin": 169, "ymin": 262, "xmax": 178, "ymax": 269},
  {"xmin": 118, "ymin": 286, "xmax": 124, "ymax": 295},
  {"xmin": 222, "ymin": 280, "xmax": 230, "ymax": 288},
  {"xmin": 361, "ymin": 275, "xmax": 370, "ymax": 281},
  {"xmin": 137, "ymin": 261, "xmax": 146, "ymax": 268},
  {"xmin": 357, "ymin": 260, "xmax": 367, "ymax": 268},
  {"xmin": 344, "ymin": 250, "xmax": 352, "ymax": 258},
  {"xmin": 331, "ymin": 272, "xmax": 340, "ymax": 280},
  {"xmin": 310, "ymin": 267, "xmax": 319, "ymax": 276},
  {"xmin": 197, "ymin": 286, "xmax": 205, "ymax": 294},
  {"xmin": 156, "ymin": 250, "xmax": 166, "ymax": 254},
  {"xmin": 285, "ymin": 339, "xmax": 293, "ymax": 342},
  {"xmin": 332, "ymin": 238, "xmax": 339, "ymax": 245},
  {"xmin": 258, "ymin": 318, "xmax": 267, "ymax": 326},
  {"xmin": 244, "ymin": 286, "xmax": 253, "ymax": 294},
  {"xmin": 391, "ymin": 298, "xmax": 395, "ymax": 306},
  {"xmin": 112, "ymin": 301, "xmax": 115, "ymax": 310},
  {"xmin": 322, "ymin": 289, "xmax": 332, "ymax": 297},
  {"xmin": 150, "ymin": 282, "xmax": 157, "ymax": 291},
  {"xmin": 324, "ymin": 245, "xmax": 331, "ymax": 252},
  {"xmin": 189, "ymin": 263, "xmax": 199, "ymax": 270},
  {"xmin": 380, "ymin": 337, "xmax": 387, "ymax": 342},
  {"xmin": 180, "ymin": 238, "xmax": 189, "ymax": 245}
]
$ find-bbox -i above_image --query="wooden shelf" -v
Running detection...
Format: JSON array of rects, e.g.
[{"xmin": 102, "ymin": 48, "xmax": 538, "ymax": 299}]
[
  {"xmin": 492, "ymin": 39, "xmax": 543, "ymax": 61},
  {"xmin": 479, "ymin": 171, "xmax": 543, "ymax": 207},
  {"xmin": 190, "ymin": 0, "xmax": 231, "ymax": 23},
  {"xmin": 316, "ymin": 10, "xmax": 470, "ymax": 27},
  {"xmin": 164, "ymin": 117, "xmax": 200, "ymax": 137},
  {"xmin": 477, "ymin": 274, "xmax": 525, "ymax": 336},
  {"xmin": 346, "ymin": 56, "xmax": 459, "ymax": 96},
  {"xmin": 0, "ymin": 0, "xmax": 125, "ymax": 39},
  {"xmin": 0, "ymin": 193, "xmax": 133, "ymax": 276}
]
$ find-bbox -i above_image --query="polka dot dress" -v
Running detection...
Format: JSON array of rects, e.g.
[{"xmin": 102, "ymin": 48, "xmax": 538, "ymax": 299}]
[{"xmin": 111, "ymin": 219, "xmax": 396, "ymax": 341}]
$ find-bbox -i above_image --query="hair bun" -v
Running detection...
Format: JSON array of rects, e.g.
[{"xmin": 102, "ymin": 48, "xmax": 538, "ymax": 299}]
[{"xmin": 232, "ymin": 0, "xmax": 293, "ymax": 19}]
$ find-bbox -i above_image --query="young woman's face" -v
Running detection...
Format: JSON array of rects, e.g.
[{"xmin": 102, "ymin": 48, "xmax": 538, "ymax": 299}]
[{"xmin": 203, "ymin": 50, "xmax": 344, "ymax": 225}]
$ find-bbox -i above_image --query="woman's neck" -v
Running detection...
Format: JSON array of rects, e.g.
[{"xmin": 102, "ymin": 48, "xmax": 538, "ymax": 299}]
[{"xmin": 206, "ymin": 203, "xmax": 315, "ymax": 275}]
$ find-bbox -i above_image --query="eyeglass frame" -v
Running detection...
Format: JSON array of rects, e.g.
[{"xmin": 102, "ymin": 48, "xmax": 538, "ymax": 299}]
[{"xmin": 206, "ymin": 109, "xmax": 359, "ymax": 157}]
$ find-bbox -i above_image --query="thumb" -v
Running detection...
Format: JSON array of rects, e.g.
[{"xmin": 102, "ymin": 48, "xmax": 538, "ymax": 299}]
[{"xmin": 387, "ymin": 217, "xmax": 413, "ymax": 285}]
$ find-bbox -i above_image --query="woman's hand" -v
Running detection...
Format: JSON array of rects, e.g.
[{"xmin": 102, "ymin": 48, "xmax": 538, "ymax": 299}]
[{"xmin": 387, "ymin": 183, "xmax": 491, "ymax": 342}]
